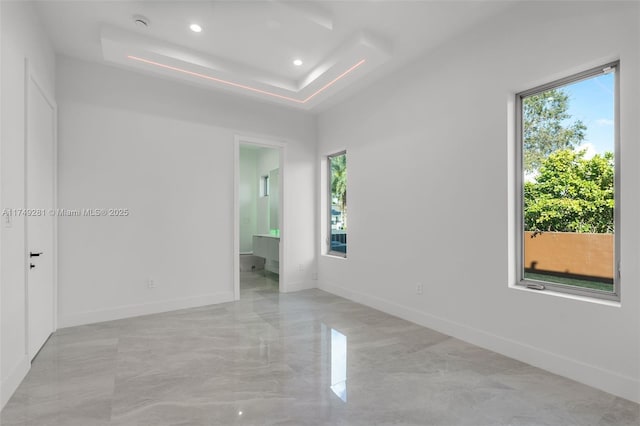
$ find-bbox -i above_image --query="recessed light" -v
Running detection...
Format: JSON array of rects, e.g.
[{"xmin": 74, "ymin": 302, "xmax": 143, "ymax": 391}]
[
  {"xmin": 293, "ymin": 59, "xmax": 303, "ymax": 66},
  {"xmin": 190, "ymin": 24, "xmax": 202, "ymax": 33}
]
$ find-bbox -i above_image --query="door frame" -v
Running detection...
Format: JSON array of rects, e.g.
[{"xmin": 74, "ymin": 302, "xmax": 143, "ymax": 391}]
[
  {"xmin": 24, "ymin": 59, "xmax": 58, "ymax": 357},
  {"xmin": 233, "ymin": 135, "xmax": 286, "ymax": 300}
]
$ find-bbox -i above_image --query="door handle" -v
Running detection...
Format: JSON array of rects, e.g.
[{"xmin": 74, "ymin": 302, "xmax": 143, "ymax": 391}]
[
  {"xmin": 30, "ymin": 252, "xmax": 42, "ymax": 258},
  {"xmin": 30, "ymin": 263, "xmax": 36, "ymax": 269}
]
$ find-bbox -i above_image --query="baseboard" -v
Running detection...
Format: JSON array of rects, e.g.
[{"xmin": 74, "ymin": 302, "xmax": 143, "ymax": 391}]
[
  {"xmin": 319, "ymin": 280, "xmax": 640, "ymax": 404},
  {"xmin": 285, "ymin": 280, "xmax": 316, "ymax": 293},
  {"xmin": 58, "ymin": 291, "xmax": 235, "ymax": 328},
  {"xmin": 1, "ymin": 355, "xmax": 30, "ymax": 409},
  {"xmin": 265, "ymin": 267, "xmax": 279, "ymax": 274}
]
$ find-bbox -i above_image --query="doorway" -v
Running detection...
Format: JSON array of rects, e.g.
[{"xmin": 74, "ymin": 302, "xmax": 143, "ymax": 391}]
[
  {"xmin": 25, "ymin": 62, "xmax": 57, "ymax": 360},
  {"xmin": 234, "ymin": 136, "xmax": 285, "ymax": 300}
]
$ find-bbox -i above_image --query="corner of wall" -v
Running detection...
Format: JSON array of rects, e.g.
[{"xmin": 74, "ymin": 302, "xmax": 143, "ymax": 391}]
[
  {"xmin": 317, "ymin": 279, "xmax": 640, "ymax": 403},
  {"xmin": 285, "ymin": 280, "xmax": 317, "ymax": 293},
  {"xmin": 58, "ymin": 291, "xmax": 235, "ymax": 328},
  {"xmin": 0, "ymin": 356, "xmax": 29, "ymax": 409}
]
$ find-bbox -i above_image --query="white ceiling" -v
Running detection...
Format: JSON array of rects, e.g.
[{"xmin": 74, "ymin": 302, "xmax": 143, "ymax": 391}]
[{"xmin": 35, "ymin": 1, "xmax": 515, "ymax": 111}]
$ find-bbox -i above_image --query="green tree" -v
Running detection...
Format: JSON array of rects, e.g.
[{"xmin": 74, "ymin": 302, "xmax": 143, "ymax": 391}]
[
  {"xmin": 523, "ymin": 89, "xmax": 587, "ymax": 173},
  {"xmin": 331, "ymin": 154, "xmax": 347, "ymax": 228},
  {"xmin": 524, "ymin": 149, "xmax": 614, "ymax": 233}
]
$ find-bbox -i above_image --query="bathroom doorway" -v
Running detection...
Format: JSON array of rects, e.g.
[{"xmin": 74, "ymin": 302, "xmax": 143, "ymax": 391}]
[{"xmin": 234, "ymin": 136, "xmax": 285, "ymax": 300}]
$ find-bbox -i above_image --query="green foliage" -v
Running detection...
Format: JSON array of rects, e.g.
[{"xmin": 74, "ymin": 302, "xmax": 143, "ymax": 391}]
[
  {"xmin": 524, "ymin": 149, "xmax": 614, "ymax": 233},
  {"xmin": 331, "ymin": 154, "xmax": 347, "ymax": 227},
  {"xmin": 523, "ymin": 89, "xmax": 586, "ymax": 173}
]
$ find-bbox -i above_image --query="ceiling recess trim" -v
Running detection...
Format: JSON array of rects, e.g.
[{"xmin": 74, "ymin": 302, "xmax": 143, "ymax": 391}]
[
  {"xmin": 127, "ymin": 55, "xmax": 366, "ymax": 104},
  {"xmin": 101, "ymin": 26, "xmax": 390, "ymax": 109}
]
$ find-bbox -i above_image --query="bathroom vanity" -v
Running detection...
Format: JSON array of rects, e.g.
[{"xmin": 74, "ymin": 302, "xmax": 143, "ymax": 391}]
[{"xmin": 252, "ymin": 234, "xmax": 279, "ymax": 274}]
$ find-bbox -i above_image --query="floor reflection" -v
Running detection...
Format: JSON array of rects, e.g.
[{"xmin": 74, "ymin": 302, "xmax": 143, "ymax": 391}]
[
  {"xmin": 330, "ymin": 328, "xmax": 347, "ymax": 402},
  {"xmin": 3, "ymin": 272, "xmax": 631, "ymax": 425}
]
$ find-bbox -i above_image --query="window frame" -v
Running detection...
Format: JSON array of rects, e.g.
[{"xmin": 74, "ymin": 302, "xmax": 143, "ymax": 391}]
[
  {"xmin": 515, "ymin": 61, "xmax": 620, "ymax": 301},
  {"xmin": 327, "ymin": 150, "xmax": 347, "ymax": 258},
  {"xmin": 260, "ymin": 174, "xmax": 269, "ymax": 197}
]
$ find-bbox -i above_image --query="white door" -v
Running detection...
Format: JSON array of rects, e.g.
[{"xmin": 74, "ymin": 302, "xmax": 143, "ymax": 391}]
[{"xmin": 26, "ymin": 70, "xmax": 56, "ymax": 360}]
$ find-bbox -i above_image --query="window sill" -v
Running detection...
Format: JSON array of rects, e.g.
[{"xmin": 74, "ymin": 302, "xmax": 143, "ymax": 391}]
[
  {"xmin": 509, "ymin": 283, "xmax": 621, "ymax": 307},
  {"xmin": 323, "ymin": 253, "xmax": 347, "ymax": 260}
]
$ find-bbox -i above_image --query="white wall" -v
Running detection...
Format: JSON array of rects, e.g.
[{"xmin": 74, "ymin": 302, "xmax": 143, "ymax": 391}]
[
  {"xmin": 239, "ymin": 147, "xmax": 258, "ymax": 253},
  {"xmin": 56, "ymin": 56, "xmax": 317, "ymax": 327},
  {"xmin": 317, "ymin": 2, "xmax": 640, "ymax": 403},
  {"xmin": 0, "ymin": 0, "xmax": 56, "ymax": 408}
]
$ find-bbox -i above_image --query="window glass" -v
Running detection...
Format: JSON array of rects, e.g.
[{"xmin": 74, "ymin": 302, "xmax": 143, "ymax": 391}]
[
  {"xmin": 519, "ymin": 64, "xmax": 617, "ymax": 297},
  {"xmin": 329, "ymin": 152, "xmax": 347, "ymax": 256},
  {"xmin": 261, "ymin": 175, "xmax": 269, "ymax": 197}
]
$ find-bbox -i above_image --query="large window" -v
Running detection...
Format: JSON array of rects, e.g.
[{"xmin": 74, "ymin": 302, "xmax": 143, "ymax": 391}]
[
  {"xmin": 516, "ymin": 62, "xmax": 619, "ymax": 300},
  {"xmin": 328, "ymin": 151, "xmax": 347, "ymax": 256}
]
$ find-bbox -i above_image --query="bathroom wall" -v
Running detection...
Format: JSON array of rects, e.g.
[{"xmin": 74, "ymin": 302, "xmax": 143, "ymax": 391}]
[
  {"xmin": 256, "ymin": 148, "xmax": 280, "ymax": 236},
  {"xmin": 239, "ymin": 146, "xmax": 280, "ymax": 247},
  {"xmin": 239, "ymin": 146, "xmax": 258, "ymax": 254}
]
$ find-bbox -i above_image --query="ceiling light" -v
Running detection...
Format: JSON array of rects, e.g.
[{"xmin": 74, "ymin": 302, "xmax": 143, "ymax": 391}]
[
  {"xmin": 293, "ymin": 59, "xmax": 303, "ymax": 66},
  {"xmin": 190, "ymin": 24, "xmax": 202, "ymax": 33}
]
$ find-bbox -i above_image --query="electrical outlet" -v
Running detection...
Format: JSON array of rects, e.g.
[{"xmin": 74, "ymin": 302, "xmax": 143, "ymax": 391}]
[
  {"xmin": 147, "ymin": 278, "xmax": 156, "ymax": 289},
  {"xmin": 311, "ymin": 272, "xmax": 318, "ymax": 280},
  {"xmin": 416, "ymin": 283, "xmax": 423, "ymax": 295}
]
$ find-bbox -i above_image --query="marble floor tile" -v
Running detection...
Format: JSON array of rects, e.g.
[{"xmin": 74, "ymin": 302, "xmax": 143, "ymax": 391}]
[{"xmin": 1, "ymin": 271, "xmax": 638, "ymax": 425}]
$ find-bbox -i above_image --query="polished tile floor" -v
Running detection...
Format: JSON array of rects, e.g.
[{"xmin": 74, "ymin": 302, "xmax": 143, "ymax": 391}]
[{"xmin": 1, "ymin": 271, "xmax": 638, "ymax": 425}]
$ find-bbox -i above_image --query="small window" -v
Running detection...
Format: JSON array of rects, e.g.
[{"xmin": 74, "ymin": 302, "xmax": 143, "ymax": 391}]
[
  {"xmin": 516, "ymin": 62, "xmax": 619, "ymax": 300},
  {"xmin": 328, "ymin": 151, "xmax": 347, "ymax": 257},
  {"xmin": 260, "ymin": 175, "xmax": 269, "ymax": 197}
]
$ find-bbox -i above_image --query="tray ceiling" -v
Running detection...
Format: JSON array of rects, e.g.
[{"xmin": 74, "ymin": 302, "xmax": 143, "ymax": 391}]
[{"xmin": 35, "ymin": 1, "xmax": 515, "ymax": 110}]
